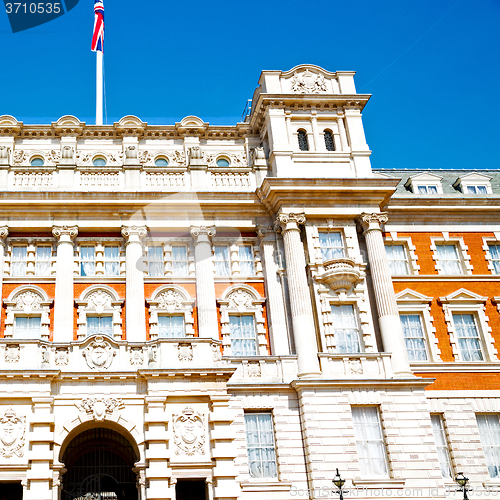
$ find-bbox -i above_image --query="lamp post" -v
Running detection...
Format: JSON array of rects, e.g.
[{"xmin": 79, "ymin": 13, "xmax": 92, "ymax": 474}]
[
  {"xmin": 333, "ymin": 468, "xmax": 346, "ymax": 500},
  {"xmin": 455, "ymin": 472, "xmax": 470, "ymax": 500}
]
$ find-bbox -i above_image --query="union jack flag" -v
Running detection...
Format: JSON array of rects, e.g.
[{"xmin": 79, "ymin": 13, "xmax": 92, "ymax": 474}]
[{"xmin": 91, "ymin": 0, "xmax": 104, "ymax": 52}]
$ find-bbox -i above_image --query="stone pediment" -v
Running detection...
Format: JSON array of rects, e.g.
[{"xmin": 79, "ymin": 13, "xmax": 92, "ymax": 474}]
[
  {"xmin": 440, "ymin": 288, "xmax": 487, "ymax": 303},
  {"xmin": 395, "ymin": 288, "xmax": 432, "ymax": 303},
  {"xmin": 55, "ymin": 115, "xmax": 82, "ymax": 127},
  {"xmin": 455, "ymin": 172, "xmax": 493, "ymax": 182},
  {"xmin": 0, "ymin": 115, "xmax": 20, "ymax": 126},
  {"xmin": 116, "ymin": 115, "xmax": 146, "ymax": 128}
]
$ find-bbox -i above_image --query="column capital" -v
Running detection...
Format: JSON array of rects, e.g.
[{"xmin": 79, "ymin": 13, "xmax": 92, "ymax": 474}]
[
  {"xmin": 121, "ymin": 225, "xmax": 147, "ymax": 242},
  {"xmin": 52, "ymin": 225, "xmax": 78, "ymax": 243},
  {"xmin": 0, "ymin": 226, "xmax": 8, "ymax": 244},
  {"xmin": 357, "ymin": 212, "xmax": 388, "ymax": 233},
  {"xmin": 190, "ymin": 225, "xmax": 216, "ymax": 242},
  {"xmin": 274, "ymin": 212, "xmax": 306, "ymax": 233}
]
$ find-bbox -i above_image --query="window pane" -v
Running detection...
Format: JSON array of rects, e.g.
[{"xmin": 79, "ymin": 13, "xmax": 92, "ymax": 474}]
[
  {"xmin": 104, "ymin": 246, "xmax": 120, "ymax": 276},
  {"xmin": 244, "ymin": 413, "xmax": 278, "ymax": 479},
  {"xmin": 12, "ymin": 246, "xmax": 27, "ymax": 277},
  {"xmin": 214, "ymin": 245, "xmax": 230, "ymax": 277},
  {"xmin": 35, "ymin": 246, "xmax": 51, "ymax": 276},
  {"xmin": 229, "ymin": 315, "xmax": 257, "ymax": 356},
  {"xmin": 436, "ymin": 245, "xmax": 463, "ymax": 275},
  {"xmin": 239, "ymin": 245, "xmax": 255, "ymax": 276},
  {"xmin": 385, "ymin": 245, "xmax": 409, "ymax": 275},
  {"xmin": 81, "ymin": 246, "xmax": 96, "ymax": 276},
  {"xmin": 331, "ymin": 305, "xmax": 361, "ymax": 353},
  {"xmin": 351, "ymin": 407, "xmax": 388, "ymax": 477},
  {"xmin": 430, "ymin": 415, "xmax": 453, "ymax": 478},
  {"xmin": 172, "ymin": 245, "xmax": 188, "ymax": 276},
  {"xmin": 14, "ymin": 316, "xmax": 41, "ymax": 339},
  {"xmin": 87, "ymin": 316, "xmax": 113, "ymax": 336},
  {"xmin": 453, "ymin": 313, "xmax": 483, "ymax": 361},
  {"xmin": 489, "ymin": 245, "xmax": 500, "ymax": 274},
  {"xmin": 319, "ymin": 232, "xmax": 344, "ymax": 260},
  {"xmin": 400, "ymin": 314, "xmax": 427, "ymax": 361},
  {"xmin": 158, "ymin": 315, "xmax": 185, "ymax": 338},
  {"xmin": 477, "ymin": 414, "xmax": 500, "ymax": 478},
  {"xmin": 148, "ymin": 245, "xmax": 164, "ymax": 276}
]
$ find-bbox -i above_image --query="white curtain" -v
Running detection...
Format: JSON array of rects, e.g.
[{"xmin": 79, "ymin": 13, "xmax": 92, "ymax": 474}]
[
  {"xmin": 214, "ymin": 245, "xmax": 230, "ymax": 276},
  {"xmin": 477, "ymin": 414, "xmax": 500, "ymax": 478},
  {"xmin": 436, "ymin": 245, "xmax": 462, "ymax": 274},
  {"xmin": 172, "ymin": 245, "xmax": 188, "ymax": 276},
  {"xmin": 385, "ymin": 245, "xmax": 409, "ymax": 275},
  {"xmin": 148, "ymin": 246, "xmax": 164, "ymax": 276},
  {"xmin": 35, "ymin": 246, "xmax": 51, "ymax": 276},
  {"xmin": 104, "ymin": 246, "xmax": 120, "ymax": 276},
  {"xmin": 418, "ymin": 185, "xmax": 438, "ymax": 194},
  {"xmin": 400, "ymin": 314, "xmax": 427, "ymax": 361},
  {"xmin": 319, "ymin": 232, "xmax": 344, "ymax": 261},
  {"xmin": 490, "ymin": 244, "xmax": 500, "ymax": 274},
  {"xmin": 229, "ymin": 315, "xmax": 257, "ymax": 356},
  {"xmin": 14, "ymin": 316, "xmax": 41, "ymax": 339},
  {"xmin": 11, "ymin": 246, "xmax": 27, "ymax": 277},
  {"xmin": 87, "ymin": 316, "xmax": 113, "ymax": 336},
  {"xmin": 158, "ymin": 315, "xmax": 185, "ymax": 337},
  {"xmin": 430, "ymin": 415, "xmax": 452, "ymax": 478},
  {"xmin": 244, "ymin": 413, "xmax": 277, "ymax": 478},
  {"xmin": 239, "ymin": 245, "xmax": 255, "ymax": 276},
  {"xmin": 81, "ymin": 247, "xmax": 95, "ymax": 276},
  {"xmin": 453, "ymin": 313, "xmax": 483, "ymax": 361},
  {"xmin": 351, "ymin": 407, "xmax": 388, "ymax": 476},
  {"xmin": 331, "ymin": 305, "xmax": 361, "ymax": 353}
]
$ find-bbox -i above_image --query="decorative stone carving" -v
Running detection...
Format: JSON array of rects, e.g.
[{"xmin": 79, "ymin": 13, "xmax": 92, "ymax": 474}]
[
  {"xmin": 291, "ymin": 70, "xmax": 328, "ymax": 94},
  {"xmin": 0, "ymin": 408, "xmax": 25, "ymax": 458},
  {"xmin": 61, "ymin": 146, "xmax": 74, "ymax": 159},
  {"xmin": 78, "ymin": 397, "xmax": 123, "ymax": 421},
  {"xmin": 248, "ymin": 362, "xmax": 261, "ymax": 377},
  {"xmin": 254, "ymin": 147, "xmax": 266, "ymax": 160},
  {"xmin": 275, "ymin": 212, "xmax": 306, "ymax": 231},
  {"xmin": 157, "ymin": 290, "xmax": 183, "ymax": 310},
  {"xmin": 178, "ymin": 343, "xmax": 193, "ymax": 362},
  {"xmin": 0, "ymin": 146, "xmax": 9, "ymax": 159},
  {"xmin": 129, "ymin": 347, "xmax": 144, "ymax": 366},
  {"xmin": 55, "ymin": 348, "xmax": 69, "ymax": 366},
  {"xmin": 189, "ymin": 146, "xmax": 203, "ymax": 159},
  {"xmin": 227, "ymin": 289, "xmax": 254, "ymax": 310},
  {"xmin": 121, "ymin": 225, "xmax": 148, "ymax": 239},
  {"xmin": 0, "ymin": 226, "xmax": 8, "ymax": 240},
  {"xmin": 357, "ymin": 212, "xmax": 389, "ymax": 231},
  {"xmin": 173, "ymin": 407, "xmax": 206, "ymax": 456},
  {"xmin": 13, "ymin": 291, "xmax": 42, "ymax": 313},
  {"xmin": 206, "ymin": 152, "xmax": 247, "ymax": 168},
  {"xmin": 125, "ymin": 145, "xmax": 138, "ymax": 158},
  {"xmin": 212, "ymin": 343, "xmax": 222, "ymax": 362},
  {"xmin": 76, "ymin": 151, "xmax": 124, "ymax": 166},
  {"xmin": 149, "ymin": 344, "xmax": 158, "ymax": 364},
  {"xmin": 5, "ymin": 345, "xmax": 20, "ymax": 363},
  {"xmin": 52, "ymin": 225, "xmax": 78, "ymax": 240},
  {"xmin": 82, "ymin": 336, "xmax": 116, "ymax": 370},
  {"xmin": 347, "ymin": 359, "xmax": 363, "ymax": 375},
  {"xmin": 12, "ymin": 150, "xmax": 61, "ymax": 166},
  {"xmin": 87, "ymin": 290, "xmax": 113, "ymax": 314},
  {"xmin": 190, "ymin": 225, "xmax": 216, "ymax": 239},
  {"xmin": 316, "ymin": 257, "xmax": 362, "ymax": 293},
  {"xmin": 41, "ymin": 345, "xmax": 50, "ymax": 364},
  {"xmin": 138, "ymin": 150, "xmax": 186, "ymax": 166}
]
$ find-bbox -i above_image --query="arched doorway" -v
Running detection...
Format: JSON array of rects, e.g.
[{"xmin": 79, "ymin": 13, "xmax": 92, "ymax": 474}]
[{"xmin": 60, "ymin": 427, "xmax": 139, "ymax": 500}]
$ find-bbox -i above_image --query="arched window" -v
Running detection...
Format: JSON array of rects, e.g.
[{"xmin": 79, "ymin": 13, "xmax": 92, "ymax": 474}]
[
  {"xmin": 92, "ymin": 157, "xmax": 107, "ymax": 167},
  {"xmin": 324, "ymin": 130, "xmax": 335, "ymax": 151},
  {"xmin": 155, "ymin": 157, "xmax": 169, "ymax": 167},
  {"xmin": 297, "ymin": 130, "xmax": 309, "ymax": 151},
  {"xmin": 30, "ymin": 157, "xmax": 44, "ymax": 167},
  {"xmin": 216, "ymin": 157, "xmax": 230, "ymax": 167}
]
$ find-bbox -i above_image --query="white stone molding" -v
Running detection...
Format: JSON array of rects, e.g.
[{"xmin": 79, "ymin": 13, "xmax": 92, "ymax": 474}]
[
  {"xmin": 172, "ymin": 407, "xmax": 206, "ymax": 456},
  {"xmin": 205, "ymin": 151, "xmax": 248, "ymax": 168},
  {"xmin": 75, "ymin": 285, "xmax": 124, "ymax": 341},
  {"xmin": 384, "ymin": 232, "xmax": 420, "ymax": 275},
  {"xmin": 82, "ymin": 335, "xmax": 118, "ymax": 370},
  {"xmin": 3, "ymin": 285, "xmax": 52, "ymax": 340},
  {"xmin": 138, "ymin": 149, "xmax": 186, "ymax": 167},
  {"xmin": 452, "ymin": 172, "xmax": 493, "ymax": 194},
  {"xmin": 75, "ymin": 150, "xmax": 124, "ymax": 167},
  {"xmin": 430, "ymin": 235, "xmax": 473, "ymax": 275},
  {"xmin": 482, "ymin": 236, "xmax": 500, "ymax": 275},
  {"xmin": 404, "ymin": 172, "xmax": 443, "ymax": 194},
  {"xmin": 77, "ymin": 397, "xmax": 124, "ymax": 421},
  {"xmin": 217, "ymin": 284, "xmax": 267, "ymax": 356},
  {"xmin": 12, "ymin": 149, "xmax": 61, "ymax": 166},
  {"xmin": 440, "ymin": 288, "xmax": 496, "ymax": 362},
  {"xmin": 146, "ymin": 285, "xmax": 195, "ymax": 339},
  {"xmin": 0, "ymin": 408, "xmax": 26, "ymax": 458},
  {"xmin": 290, "ymin": 69, "xmax": 328, "ymax": 94},
  {"xmin": 395, "ymin": 288, "xmax": 440, "ymax": 362}
]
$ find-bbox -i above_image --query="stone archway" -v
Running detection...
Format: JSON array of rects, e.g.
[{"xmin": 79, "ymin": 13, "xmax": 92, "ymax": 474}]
[{"xmin": 60, "ymin": 427, "xmax": 139, "ymax": 500}]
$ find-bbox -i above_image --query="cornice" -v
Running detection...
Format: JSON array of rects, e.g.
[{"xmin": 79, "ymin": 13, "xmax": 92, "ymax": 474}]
[{"xmin": 290, "ymin": 377, "xmax": 433, "ymax": 390}]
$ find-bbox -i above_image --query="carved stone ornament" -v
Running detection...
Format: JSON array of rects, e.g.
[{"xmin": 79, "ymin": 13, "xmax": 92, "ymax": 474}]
[
  {"xmin": 291, "ymin": 70, "xmax": 328, "ymax": 94},
  {"xmin": 82, "ymin": 336, "xmax": 116, "ymax": 370},
  {"xmin": 0, "ymin": 146, "xmax": 9, "ymax": 159},
  {"xmin": 0, "ymin": 408, "xmax": 25, "ymax": 458},
  {"xmin": 149, "ymin": 344, "xmax": 158, "ymax": 364},
  {"xmin": 61, "ymin": 146, "xmax": 74, "ymax": 159},
  {"xmin": 125, "ymin": 145, "xmax": 138, "ymax": 159},
  {"xmin": 157, "ymin": 290, "xmax": 183, "ymax": 310},
  {"xmin": 55, "ymin": 348, "xmax": 69, "ymax": 366},
  {"xmin": 52, "ymin": 225, "xmax": 78, "ymax": 240},
  {"xmin": 173, "ymin": 407, "xmax": 206, "ymax": 456},
  {"xmin": 275, "ymin": 212, "xmax": 306, "ymax": 232},
  {"xmin": 357, "ymin": 212, "xmax": 389, "ymax": 232},
  {"xmin": 78, "ymin": 397, "xmax": 123, "ymax": 422},
  {"xmin": 227, "ymin": 289, "xmax": 254, "ymax": 310},
  {"xmin": 253, "ymin": 147, "xmax": 266, "ymax": 160},
  {"xmin": 14, "ymin": 291, "xmax": 42, "ymax": 313},
  {"xmin": 138, "ymin": 150, "xmax": 186, "ymax": 166},
  {"xmin": 347, "ymin": 359, "xmax": 363, "ymax": 375},
  {"xmin": 178, "ymin": 343, "xmax": 193, "ymax": 362},
  {"xmin": 205, "ymin": 152, "xmax": 247, "ymax": 167},
  {"xmin": 5, "ymin": 345, "xmax": 20, "ymax": 363},
  {"xmin": 248, "ymin": 362, "xmax": 261, "ymax": 377},
  {"xmin": 0, "ymin": 226, "xmax": 8, "ymax": 240},
  {"xmin": 121, "ymin": 225, "xmax": 148, "ymax": 239},
  {"xmin": 129, "ymin": 347, "xmax": 144, "ymax": 366},
  {"xmin": 75, "ymin": 151, "xmax": 124, "ymax": 166},
  {"xmin": 190, "ymin": 225, "xmax": 216, "ymax": 239},
  {"xmin": 41, "ymin": 345, "xmax": 50, "ymax": 364},
  {"xmin": 189, "ymin": 146, "xmax": 203, "ymax": 159},
  {"xmin": 316, "ymin": 257, "xmax": 362, "ymax": 293},
  {"xmin": 88, "ymin": 290, "xmax": 113, "ymax": 314},
  {"xmin": 212, "ymin": 343, "xmax": 222, "ymax": 362}
]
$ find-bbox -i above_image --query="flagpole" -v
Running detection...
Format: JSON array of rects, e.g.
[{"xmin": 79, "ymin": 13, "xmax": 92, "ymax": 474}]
[{"xmin": 96, "ymin": 50, "xmax": 103, "ymax": 125}]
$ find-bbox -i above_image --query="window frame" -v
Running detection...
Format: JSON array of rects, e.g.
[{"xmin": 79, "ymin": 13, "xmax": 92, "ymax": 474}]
[
  {"xmin": 330, "ymin": 303, "xmax": 363, "ymax": 354},
  {"xmin": 476, "ymin": 414, "xmax": 500, "ymax": 479},
  {"xmin": 297, "ymin": 129, "xmax": 309, "ymax": 151},
  {"xmin": 229, "ymin": 314, "xmax": 258, "ymax": 356},
  {"xmin": 430, "ymin": 414, "xmax": 454, "ymax": 479},
  {"xmin": 318, "ymin": 231, "xmax": 346, "ymax": 261},
  {"xmin": 212, "ymin": 239, "xmax": 262, "ymax": 278},
  {"xmin": 86, "ymin": 314, "xmax": 114, "ymax": 337},
  {"xmin": 404, "ymin": 173, "xmax": 444, "ymax": 194},
  {"xmin": 430, "ymin": 236, "xmax": 473, "ymax": 276},
  {"xmin": 157, "ymin": 314, "xmax": 186, "ymax": 338},
  {"xmin": 13, "ymin": 315, "xmax": 42, "ymax": 339},
  {"xmin": 77, "ymin": 240, "xmax": 124, "ymax": 277},
  {"xmin": 483, "ymin": 237, "xmax": 500, "ymax": 275},
  {"xmin": 453, "ymin": 173, "xmax": 493, "ymax": 195}
]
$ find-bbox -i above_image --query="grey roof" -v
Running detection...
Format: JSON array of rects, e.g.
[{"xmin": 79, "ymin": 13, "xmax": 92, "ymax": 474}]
[{"xmin": 372, "ymin": 169, "xmax": 500, "ymax": 195}]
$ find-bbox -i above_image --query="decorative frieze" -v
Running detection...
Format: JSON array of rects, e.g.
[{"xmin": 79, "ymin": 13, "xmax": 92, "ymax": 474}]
[{"xmin": 78, "ymin": 397, "xmax": 123, "ymax": 421}]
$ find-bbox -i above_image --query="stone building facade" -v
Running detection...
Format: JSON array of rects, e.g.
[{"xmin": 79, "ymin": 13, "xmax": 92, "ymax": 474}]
[{"xmin": 0, "ymin": 65, "xmax": 498, "ymax": 500}]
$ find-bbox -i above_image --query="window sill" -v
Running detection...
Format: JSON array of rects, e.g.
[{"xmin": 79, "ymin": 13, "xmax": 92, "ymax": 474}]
[
  {"xmin": 240, "ymin": 481, "xmax": 292, "ymax": 492},
  {"xmin": 352, "ymin": 478, "xmax": 405, "ymax": 488}
]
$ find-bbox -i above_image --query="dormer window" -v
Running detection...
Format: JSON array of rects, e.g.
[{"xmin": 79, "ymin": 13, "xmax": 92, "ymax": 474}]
[
  {"xmin": 405, "ymin": 173, "xmax": 443, "ymax": 194},
  {"xmin": 324, "ymin": 130, "xmax": 335, "ymax": 151},
  {"xmin": 297, "ymin": 129, "xmax": 309, "ymax": 151},
  {"xmin": 453, "ymin": 172, "xmax": 493, "ymax": 194}
]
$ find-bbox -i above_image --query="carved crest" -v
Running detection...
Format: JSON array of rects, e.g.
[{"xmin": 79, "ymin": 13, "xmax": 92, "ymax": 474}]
[
  {"xmin": 88, "ymin": 290, "xmax": 113, "ymax": 313},
  {"xmin": 157, "ymin": 290, "xmax": 183, "ymax": 310},
  {"xmin": 291, "ymin": 70, "xmax": 328, "ymax": 94},
  {"xmin": 138, "ymin": 150, "xmax": 186, "ymax": 166},
  {"xmin": 227, "ymin": 289, "xmax": 253, "ymax": 310},
  {"xmin": 149, "ymin": 344, "xmax": 158, "ymax": 364},
  {"xmin": 5, "ymin": 345, "xmax": 20, "ymax": 364},
  {"xmin": 178, "ymin": 343, "xmax": 193, "ymax": 362},
  {"xmin": 173, "ymin": 407, "xmax": 205, "ymax": 456},
  {"xmin": 78, "ymin": 397, "xmax": 123, "ymax": 421},
  {"xmin": 129, "ymin": 347, "xmax": 144, "ymax": 366},
  {"xmin": 347, "ymin": 359, "xmax": 363, "ymax": 375},
  {"xmin": 55, "ymin": 348, "xmax": 69, "ymax": 366},
  {"xmin": 0, "ymin": 408, "xmax": 25, "ymax": 458},
  {"xmin": 212, "ymin": 343, "xmax": 222, "ymax": 362},
  {"xmin": 82, "ymin": 336, "xmax": 116, "ymax": 370},
  {"xmin": 14, "ymin": 291, "xmax": 42, "ymax": 313},
  {"xmin": 248, "ymin": 362, "xmax": 261, "ymax": 377}
]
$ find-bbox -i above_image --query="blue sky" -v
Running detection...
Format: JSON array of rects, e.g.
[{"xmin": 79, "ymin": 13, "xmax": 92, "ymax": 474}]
[{"xmin": 0, "ymin": 0, "xmax": 499, "ymax": 170}]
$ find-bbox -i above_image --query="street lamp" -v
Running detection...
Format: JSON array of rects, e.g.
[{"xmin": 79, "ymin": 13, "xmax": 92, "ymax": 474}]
[
  {"xmin": 333, "ymin": 468, "xmax": 346, "ymax": 500},
  {"xmin": 455, "ymin": 472, "xmax": 470, "ymax": 500}
]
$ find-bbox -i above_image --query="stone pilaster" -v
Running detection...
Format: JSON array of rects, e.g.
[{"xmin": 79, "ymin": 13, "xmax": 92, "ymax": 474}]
[
  {"xmin": 121, "ymin": 225, "xmax": 147, "ymax": 342},
  {"xmin": 190, "ymin": 226, "xmax": 218, "ymax": 340},
  {"xmin": 0, "ymin": 226, "xmax": 8, "ymax": 313},
  {"xmin": 52, "ymin": 225, "xmax": 78, "ymax": 341},
  {"xmin": 358, "ymin": 212, "xmax": 412, "ymax": 376},
  {"xmin": 258, "ymin": 226, "xmax": 290, "ymax": 355},
  {"xmin": 275, "ymin": 213, "xmax": 321, "ymax": 378}
]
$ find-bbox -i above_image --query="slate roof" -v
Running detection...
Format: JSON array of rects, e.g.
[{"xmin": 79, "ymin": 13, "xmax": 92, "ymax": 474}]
[{"xmin": 373, "ymin": 169, "xmax": 500, "ymax": 195}]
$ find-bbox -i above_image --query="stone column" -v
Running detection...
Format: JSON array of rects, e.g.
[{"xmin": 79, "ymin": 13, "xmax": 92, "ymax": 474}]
[
  {"xmin": 311, "ymin": 112, "xmax": 321, "ymax": 151},
  {"xmin": 190, "ymin": 226, "xmax": 218, "ymax": 340},
  {"xmin": 258, "ymin": 226, "xmax": 290, "ymax": 355},
  {"xmin": 276, "ymin": 213, "xmax": 321, "ymax": 378},
  {"xmin": 53, "ymin": 225, "xmax": 78, "ymax": 341},
  {"xmin": 337, "ymin": 113, "xmax": 349, "ymax": 152},
  {"xmin": 358, "ymin": 213, "xmax": 412, "ymax": 376},
  {"xmin": 0, "ymin": 226, "xmax": 8, "ymax": 310},
  {"xmin": 121, "ymin": 226, "xmax": 147, "ymax": 342}
]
